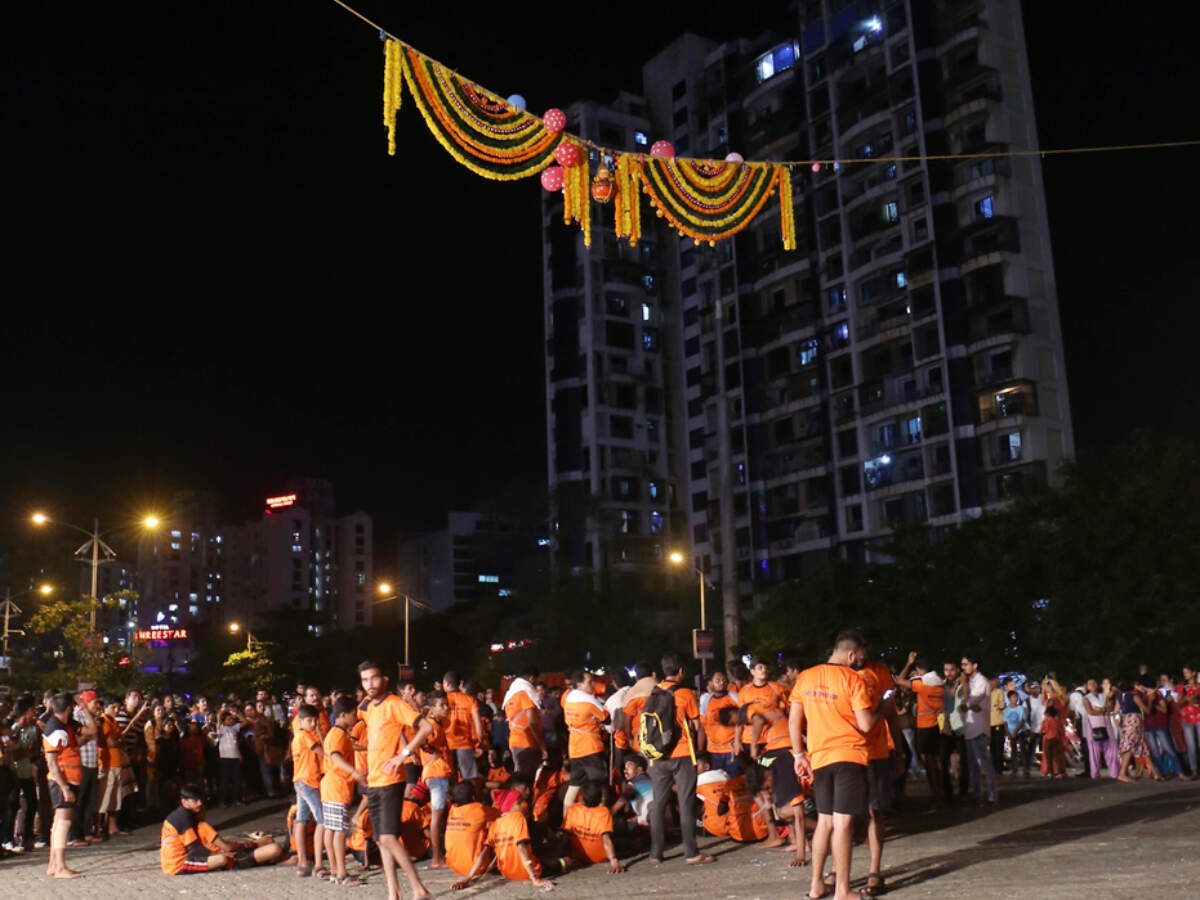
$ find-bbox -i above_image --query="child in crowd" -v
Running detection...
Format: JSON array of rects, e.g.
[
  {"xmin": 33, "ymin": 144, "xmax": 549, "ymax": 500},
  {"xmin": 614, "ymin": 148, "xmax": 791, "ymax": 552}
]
[
  {"xmin": 444, "ymin": 782, "xmax": 500, "ymax": 877},
  {"xmin": 321, "ymin": 696, "xmax": 368, "ymax": 885},
  {"xmin": 1041, "ymin": 706, "xmax": 1067, "ymax": 778},
  {"xmin": 560, "ymin": 782, "xmax": 624, "ymax": 873},
  {"xmin": 1003, "ymin": 691, "xmax": 1031, "ymax": 778},
  {"xmin": 181, "ymin": 722, "xmax": 206, "ymax": 789},
  {"xmin": 291, "ymin": 704, "xmax": 326, "ymax": 877},
  {"xmin": 695, "ymin": 754, "xmax": 730, "ymax": 837},
  {"xmin": 419, "ymin": 691, "xmax": 453, "ymax": 869},
  {"xmin": 449, "ymin": 791, "xmax": 564, "ymax": 890}
]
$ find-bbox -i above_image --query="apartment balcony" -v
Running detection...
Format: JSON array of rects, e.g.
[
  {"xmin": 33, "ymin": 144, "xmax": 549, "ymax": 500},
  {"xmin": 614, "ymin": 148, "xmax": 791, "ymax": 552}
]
[
  {"xmin": 978, "ymin": 381, "xmax": 1038, "ymax": 425},
  {"xmin": 980, "ymin": 460, "xmax": 1048, "ymax": 505},
  {"xmin": 746, "ymin": 105, "xmax": 804, "ymax": 149},
  {"xmin": 967, "ymin": 297, "xmax": 1031, "ymax": 345},
  {"xmin": 958, "ymin": 217, "xmax": 1020, "ymax": 270}
]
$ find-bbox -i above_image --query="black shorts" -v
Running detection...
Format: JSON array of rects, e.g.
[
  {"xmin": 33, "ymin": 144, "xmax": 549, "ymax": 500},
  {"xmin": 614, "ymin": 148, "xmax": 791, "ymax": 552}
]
[
  {"xmin": 812, "ymin": 762, "xmax": 868, "ymax": 817},
  {"xmin": 916, "ymin": 726, "xmax": 940, "ymax": 757},
  {"xmin": 867, "ymin": 758, "xmax": 893, "ymax": 812},
  {"xmin": 404, "ymin": 763, "xmax": 420, "ymax": 786},
  {"xmin": 569, "ymin": 752, "xmax": 608, "ymax": 787},
  {"xmin": 367, "ymin": 783, "xmax": 405, "ymax": 837},
  {"xmin": 48, "ymin": 781, "xmax": 78, "ymax": 810},
  {"xmin": 763, "ymin": 748, "xmax": 804, "ymax": 807},
  {"xmin": 513, "ymin": 747, "xmax": 542, "ymax": 778}
]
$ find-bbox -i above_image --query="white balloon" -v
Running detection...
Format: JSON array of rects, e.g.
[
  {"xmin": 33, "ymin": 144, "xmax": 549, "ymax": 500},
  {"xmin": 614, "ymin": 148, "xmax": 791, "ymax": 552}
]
[
  {"xmin": 725, "ymin": 152, "xmax": 744, "ymax": 163},
  {"xmin": 506, "ymin": 94, "xmax": 527, "ymax": 110}
]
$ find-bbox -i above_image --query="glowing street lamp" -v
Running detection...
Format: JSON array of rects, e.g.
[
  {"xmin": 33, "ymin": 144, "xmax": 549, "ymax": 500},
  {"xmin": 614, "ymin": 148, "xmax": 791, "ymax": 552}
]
[
  {"xmin": 228, "ymin": 621, "xmax": 256, "ymax": 651},
  {"xmin": 669, "ymin": 549, "xmax": 713, "ymax": 675},
  {"xmin": 374, "ymin": 581, "xmax": 430, "ymax": 668},
  {"xmin": 30, "ymin": 512, "xmax": 161, "ymax": 632}
]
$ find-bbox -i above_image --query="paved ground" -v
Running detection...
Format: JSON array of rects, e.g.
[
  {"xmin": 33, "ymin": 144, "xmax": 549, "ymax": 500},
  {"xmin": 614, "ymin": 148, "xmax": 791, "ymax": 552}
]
[{"xmin": 3, "ymin": 776, "xmax": 1198, "ymax": 897}]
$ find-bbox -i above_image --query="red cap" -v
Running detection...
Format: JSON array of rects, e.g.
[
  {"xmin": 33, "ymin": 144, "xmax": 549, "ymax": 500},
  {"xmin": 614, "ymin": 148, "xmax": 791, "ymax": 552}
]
[{"xmin": 78, "ymin": 690, "xmax": 97, "ymax": 703}]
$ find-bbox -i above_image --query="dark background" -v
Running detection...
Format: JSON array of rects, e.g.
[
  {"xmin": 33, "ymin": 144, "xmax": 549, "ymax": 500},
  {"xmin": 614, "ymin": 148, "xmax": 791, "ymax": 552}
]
[{"xmin": 3, "ymin": 2, "xmax": 1198, "ymax": 567}]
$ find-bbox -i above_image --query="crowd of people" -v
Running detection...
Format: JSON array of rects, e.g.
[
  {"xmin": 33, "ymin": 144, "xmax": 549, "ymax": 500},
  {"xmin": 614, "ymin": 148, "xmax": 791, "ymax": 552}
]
[{"xmin": 1, "ymin": 644, "xmax": 1197, "ymax": 898}]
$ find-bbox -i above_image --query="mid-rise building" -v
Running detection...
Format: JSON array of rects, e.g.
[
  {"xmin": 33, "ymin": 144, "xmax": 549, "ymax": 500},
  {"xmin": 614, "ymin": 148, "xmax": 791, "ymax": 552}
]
[{"xmin": 543, "ymin": 0, "xmax": 1074, "ymax": 649}]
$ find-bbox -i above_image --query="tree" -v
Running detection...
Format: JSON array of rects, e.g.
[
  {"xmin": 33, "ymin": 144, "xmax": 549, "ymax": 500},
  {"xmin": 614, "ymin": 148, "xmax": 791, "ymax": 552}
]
[{"xmin": 26, "ymin": 589, "xmax": 147, "ymax": 692}]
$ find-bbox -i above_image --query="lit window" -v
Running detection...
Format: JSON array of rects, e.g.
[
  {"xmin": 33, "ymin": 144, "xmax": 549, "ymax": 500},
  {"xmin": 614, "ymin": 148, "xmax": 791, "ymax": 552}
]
[
  {"xmin": 828, "ymin": 287, "xmax": 846, "ymax": 311},
  {"xmin": 171, "ymin": 530, "xmax": 182, "ymax": 538},
  {"xmin": 642, "ymin": 302, "xmax": 651, "ymax": 321},
  {"xmin": 634, "ymin": 130, "xmax": 648, "ymax": 146},
  {"xmin": 649, "ymin": 511, "xmax": 665, "ymax": 534},
  {"xmin": 896, "ymin": 271, "xmax": 907, "ymax": 288},
  {"xmin": 976, "ymin": 195, "xmax": 994, "ymax": 220},
  {"xmin": 498, "ymin": 589, "xmax": 513, "ymax": 598},
  {"xmin": 885, "ymin": 163, "xmax": 897, "ymax": 180},
  {"xmin": 170, "ymin": 541, "xmax": 181, "ymax": 550},
  {"xmin": 836, "ymin": 321, "xmax": 849, "ymax": 341},
  {"xmin": 754, "ymin": 41, "xmax": 798, "ymax": 84},
  {"xmin": 478, "ymin": 574, "xmax": 500, "ymax": 583},
  {"xmin": 882, "ymin": 201, "xmax": 899, "ymax": 223},
  {"xmin": 648, "ymin": 479, "xmax": 661, "ymax": 500},
  {"xmin": 1005, "ymin": 432, "xmax": 1022, "ymax": 460}
]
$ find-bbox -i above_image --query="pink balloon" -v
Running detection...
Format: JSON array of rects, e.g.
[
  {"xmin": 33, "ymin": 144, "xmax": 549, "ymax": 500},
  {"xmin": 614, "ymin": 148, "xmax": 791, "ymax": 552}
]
[
  {"xmin": 543, "ymin": 108, "xmax": 566, "ymax": 133},
  {"xmin": 554, "ymin": 143, "xmax": 581, "ymax": 168},
  {"xmin": 724, "ymin": 152, "xmax": 744, "ymax": 163},
  {"xmin": 650, "ymin": 140, "xmax": 675, "ymax": 158},
  {"xmin": 811, "ymin": 162, "xmax": 821, "ymax": 173},
  {"xmin": 541, "ymin": 166, "xmax": 565, "ymax": 192}
]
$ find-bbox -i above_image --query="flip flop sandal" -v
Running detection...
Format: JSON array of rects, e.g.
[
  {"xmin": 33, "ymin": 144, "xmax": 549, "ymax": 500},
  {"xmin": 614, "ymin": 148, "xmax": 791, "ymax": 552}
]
[
  {"xmin": 862, "ymin": 872, "xmax": 886, "ymax": 896},
  {"xmin": 296, "ymin": 865, "xmax": 313, "ymax": 877},
  {"xmin": 339, "ymin": 875, "xmax": 368, "ymax": 886}
]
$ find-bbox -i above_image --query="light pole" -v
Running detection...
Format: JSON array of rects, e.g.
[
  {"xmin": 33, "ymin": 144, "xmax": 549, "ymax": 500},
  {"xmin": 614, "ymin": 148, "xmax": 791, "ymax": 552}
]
[
  {"xmin": 669, "ymin": 550, "xmax": 713, "ymax": 675},
  {"xmin": 375, "ymin": 583, "xmax": 430, "ymax": 668},
  {"xmin": 228, "ymin": 621, "xmax": 256, "ymax": 652},
  {"xmin": 0, "ymin": 583, "xmax": 54, "ymax": 676},
  {"xmin": 31, "ymin": 513, "xmax": 159, "ymax": 633}
]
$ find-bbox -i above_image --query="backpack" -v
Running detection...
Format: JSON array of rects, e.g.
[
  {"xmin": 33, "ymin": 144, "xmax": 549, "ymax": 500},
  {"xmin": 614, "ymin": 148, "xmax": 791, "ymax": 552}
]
[{"xmin": 638, "ymin": 683, "xmax": 683, "ymax": 762}]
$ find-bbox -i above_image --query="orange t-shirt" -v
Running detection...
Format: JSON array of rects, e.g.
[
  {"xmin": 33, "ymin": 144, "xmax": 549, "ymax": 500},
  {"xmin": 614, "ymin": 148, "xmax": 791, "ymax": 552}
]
[
  {"xmin": 911, "ymin": 678, "xmax": 944, "ymax": 729},
  {"xmin": 858, "ymin": 660, "xmax": 892, "ymax": 761},
  {"xmin": 739, "ymin": 681, "xmax": 788, "ymax": 745},
  {"xmin": 320, "ymin": 725, "xmax": 356, "ymax": 804},
  {"xmin": 486, "ymin": 766, "xmax": 509, "ymax": 786},
  {"xmin": 696, "ymin": 769, "xmax": 729, "ymax": 836},
  {"xmin": 621, "ymin": 694, "xmax": 649, "ymax": 750},
  {"xmin": 562, "ymin": 689, "xmax": 607, "ymax": 759},
  {"xmin": 725, "ymin": 774, "xmax": 769, "ymax": 842},
  {"xmin": 789, "ymin": 664, "xmax": 872, "ymax": 770},
  {"xmin": 347, "ymin": 804, "xmax": 371, "ymax": 853},
  {"xmin": 364, "ymin": 694, "xmax": 421, "ymax": 788},
  {"xmin": 532, "ymin": 768, "xmax": 565, "ymax": 823},
  {"xmin": 286, "ymin": 804, "xmax": 315, "ymax": 855},
  {"xmin": 445, "ymin": 801, "xmax": 500, "ymax": 875},
  {"xmin": 100, "ymin": 714, "xmax": 124, "ymax": 770},
  {"xmin": 293, "ymin": 709, "xmax": 331, "ymax": 740},
  {"xmin": 420, "ymin": 721, "xmax": 453, "ymax": 781},
  {"xmin": 160, "ymin": 807, "xmax": 219, "ymax": 875},
  {"xmin": 349, "ymin": 718, "xmax": 369, "ymax": 774},
  {"xmin": 662, "ymin": 683, "xmax": 700, "ymax": 760},
  {"xmin": 445, "ymin": 691, "xmax": 480, "ymax": 751},
  {"xmin": 43, "ymin": 717, "xmax": 82, "ymax": 785},
  {"xmin": 401, "ymin": 799, "xmax": 430, "ymax": 860},
  {"xmin": 562, "ymin": 803, "xmax": 614, "ymax": 864},
  {"xmin": 704, "ymin": 693, "xmax": 738, "ymax": 753},
  {"xmin": 504, "ymin": 691, "xmax": 543, "ymax": 750},
  {"xmin": 487, "ymin": 809, "xmax": 539, "ymax": 881},
  {"xmin": 291, "ymin": 727, "xmax": 323, "ymax": 788}
]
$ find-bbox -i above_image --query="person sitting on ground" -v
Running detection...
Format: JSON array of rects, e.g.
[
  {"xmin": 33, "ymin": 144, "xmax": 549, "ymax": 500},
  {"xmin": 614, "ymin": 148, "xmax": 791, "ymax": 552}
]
[
  {"xmin": 724, "ymin": 763, "xmax": 781, "ymax": 845},
  {"xmin": 560, "ymin": 781, "xmax": 624, "ymax": 873},
  {"xmin": 694, "ymin": 753, "xmax": 730, "ymax": 838},
  {"xmin": 160, "ymin": 785, "xmax": 282, "ymax": 875},
  {"xmin": 449, "ymin": 790, "xmax": 565, "ymax": 891},
  {"xmin": 444, "ymin": 782, "xmax": 499, "ymax": 877},
  {"xmin": 483, "ymin": 747, "xmax": 509, "ymax": 800},
  {"xmin": 532, "ymin": 747, "xmax": 568, "ymax": 826},
  {"xmin": 610, "ymin": 755, "xmax": 652, "ymax": 854}
]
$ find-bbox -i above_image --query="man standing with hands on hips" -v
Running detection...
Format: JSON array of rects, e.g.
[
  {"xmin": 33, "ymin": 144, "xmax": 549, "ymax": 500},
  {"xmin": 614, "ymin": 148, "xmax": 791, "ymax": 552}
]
[{"xmin": 789, "ymin": 632, "xmax": 883, "ymax": 900}]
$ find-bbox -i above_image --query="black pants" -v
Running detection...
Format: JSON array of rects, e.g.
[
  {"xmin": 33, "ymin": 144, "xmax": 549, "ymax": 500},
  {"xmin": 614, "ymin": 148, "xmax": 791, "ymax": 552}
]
[
  {"xmin": 5, "ymin": 777, "xmax": 37, "ymax": 846},
  {"xmin": 35, "ymin": 764, "xmax": 52, "ymax": 843},
  {"xmin": 219, "ymin": 758, "xmax": 242, "ymax": 806},
  {"xmin": 989, "ymin": 726, "xmax": 1006, "ymax": 773},
  {"xmin": 940, "ymin": 733, "xmax": 969, "ymax": 797},
  {"xmin": 70, "ymin": 766, "xmax": 99, "ymax": 840},
  {"xmin": 648, "ymin": 757, "xmax": 698, "ymax": 861}
]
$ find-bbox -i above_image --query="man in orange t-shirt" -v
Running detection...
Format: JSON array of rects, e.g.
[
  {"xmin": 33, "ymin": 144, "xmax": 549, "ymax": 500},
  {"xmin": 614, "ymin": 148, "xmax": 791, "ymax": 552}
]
[
  {"xmin": 444, "ymin": 782, "xmax": 500, "ymax": 876},
  {"xmin": 442, "ymin": 671, "xmax": 484, "ymax": 780},
  {"xmin": 503, "ymin": 667, "xmax": 545, "ymax": 778},
  {"xmin": 561, "ymin": 669, "xmax": 609, "ymax": 812},
  {"xmin": 561, "ymin": 782, "xmax": 624, "ymax": 873},
  {"xmin": 703, "ymin": 670, "xmax": 740, "ymax": 774},
  {"xmin": 895, "ymin": 651, "xmax": 945, "ymax": 802},
  {"xmin": 358, "ymin": 659, "xmax": 433, "ymax": 900},
  {"xmin": 449, "ymin": 795, "xmax": 560, "ymax": 890},
  {"xmin": 647, "ymin": 652, "xmax": 713, "ymax": 866},
  {"xmin": 851, "ymin": 636, "xmax": 906, "ymax": 898},
  {"xmin": 789, "ymin": 631, "xmax": 881, "ymax": 900}
]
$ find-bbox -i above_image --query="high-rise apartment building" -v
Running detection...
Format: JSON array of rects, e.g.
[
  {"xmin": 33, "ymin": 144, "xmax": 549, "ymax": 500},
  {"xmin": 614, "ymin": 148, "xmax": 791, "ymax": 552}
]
[{"xmin": 544, "ymin": 0, "xmax": 1073, "ymax": 649}]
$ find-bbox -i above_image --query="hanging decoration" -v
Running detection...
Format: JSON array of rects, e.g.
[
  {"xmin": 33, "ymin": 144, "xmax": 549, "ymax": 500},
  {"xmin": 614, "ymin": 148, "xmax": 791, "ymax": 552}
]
[
  {"xmin": 613, "ymin": 154, "xmax": 642, "ymax": 246},
  {"xmin": 543, "ymin": 108, "xmax": 566, "ymax": 133},
  {"xmin": 393, "ymin": 41, "xmax": 562, "ymax": 180},
  {"xmin": 541, "ymin": 165, "xmax": 565, "ymax": 192},
  {"xmin": 638, "ymin": 157, "xmax": 792, "ymax": 247},
  {"xmin": 591, "ymin": 163, "xmax": 614, "ymax": 204}
]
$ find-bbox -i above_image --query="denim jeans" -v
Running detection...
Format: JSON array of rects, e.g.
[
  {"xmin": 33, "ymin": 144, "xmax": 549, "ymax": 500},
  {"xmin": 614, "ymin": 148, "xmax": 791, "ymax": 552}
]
[
  {"xmin": 257, "ymin": 751, "xmax": 277, "ymax": 795},
  {"xmin": 965, "ymin": 734, "xmax": 996, "ymax": 802},
  {"xmin": 708, "ymin": 752, "xmax": 740, "ymax": 776},
  {"xmin": 1181, "ymin": 722, "xmax": 1200, "ymax": 775}
]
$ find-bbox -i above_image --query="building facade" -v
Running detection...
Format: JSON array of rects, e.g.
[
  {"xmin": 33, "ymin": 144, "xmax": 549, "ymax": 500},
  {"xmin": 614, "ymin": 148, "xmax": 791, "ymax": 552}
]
[{"xmin": 543, "ymin": 0, "xmax": 1074, "ymax": 642}]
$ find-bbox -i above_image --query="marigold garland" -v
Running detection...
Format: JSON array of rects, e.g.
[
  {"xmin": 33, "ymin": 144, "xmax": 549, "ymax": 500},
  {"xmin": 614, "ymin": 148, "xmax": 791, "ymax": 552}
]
[
  {"xmin": 638, "ymin": 157, "xmax": 780, "ymax": 245},
  {"xmin": 613, "ymin": 155, "xmax": 642, "ymax": 246},
  {"xmin": 382, "ymin": 39, "xmax": 403, "ymax": 156},
  {"xmin": 394, "ymin": 41, "xmax": 561, "ymax": 180},
  {"xmin": 778, "ymin": 165, "xmax": 797, "ymax": 251}
]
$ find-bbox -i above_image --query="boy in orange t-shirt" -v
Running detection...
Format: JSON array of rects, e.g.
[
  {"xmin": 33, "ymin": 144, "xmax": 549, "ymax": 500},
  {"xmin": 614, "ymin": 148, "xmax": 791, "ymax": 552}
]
[
  {"xmin": 789, "ymin": 631, "xmax": 882, "ymax": 900},
  {"xmin": 419, "ymin": 691, "xmax": 453, "ymax": 869},
  {"xmin": 444, "ymin": 782, "xmax": 500, "ymax": 876},
  {"xmin": 694, "ymin": 754, "xmax": 729, "ymax": 837},
  {"xmin": 292, "ymin": 703, "xmax": 327, "ymax": 877},
  {"xmin": 321, "ymin": 697, "xmax": 368, "ymax": 885},
  {"xmin": 449, "ymin": 794, "xmax": 562, "ymax": 890}
]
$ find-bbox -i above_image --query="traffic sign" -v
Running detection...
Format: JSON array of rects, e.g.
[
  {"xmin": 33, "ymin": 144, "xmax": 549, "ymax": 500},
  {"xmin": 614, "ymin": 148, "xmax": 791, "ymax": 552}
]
[{"xmin": 692, "ymin": 628, "xmax": 715, "ymax": 660}]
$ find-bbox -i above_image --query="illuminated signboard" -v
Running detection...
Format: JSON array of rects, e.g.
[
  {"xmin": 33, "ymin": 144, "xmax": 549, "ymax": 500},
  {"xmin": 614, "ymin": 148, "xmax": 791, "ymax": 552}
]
[
  {"xmin": 134, "ymin": 627, "xmax": 189, "ymax": 641},
  {"xmin": 266, "ymin": 494, "xmax": 297, "ymax": 510},
  {"xmin": 489, "ymin": 638, "xmax": 531, "ymax": 654}
]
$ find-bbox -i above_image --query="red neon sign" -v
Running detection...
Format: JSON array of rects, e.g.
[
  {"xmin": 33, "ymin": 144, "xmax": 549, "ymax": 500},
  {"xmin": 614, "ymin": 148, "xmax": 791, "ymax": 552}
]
[{"xmin": 266, "ymin": 494, "xmax": 297, "ymax": 509}]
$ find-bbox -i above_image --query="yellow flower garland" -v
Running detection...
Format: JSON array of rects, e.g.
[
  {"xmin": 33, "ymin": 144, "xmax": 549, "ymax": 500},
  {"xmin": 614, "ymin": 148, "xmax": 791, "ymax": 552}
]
[{"xmin": 382, "ymin": 39, "xmax": 404, "ymax": 157}]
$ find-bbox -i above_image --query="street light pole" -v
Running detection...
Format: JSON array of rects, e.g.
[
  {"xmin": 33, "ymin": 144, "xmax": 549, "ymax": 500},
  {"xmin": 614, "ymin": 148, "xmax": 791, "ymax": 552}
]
[
  {"xmin": 374, "ymin": 584, "xmax": 429, "ymax": 670},
  {"xmin": 89, "ymin": 517, "xmax": 100, "ymax": 632},
  {"xmin": 1, "ymin": 590, "xmax": 26, "ymax": 676}
]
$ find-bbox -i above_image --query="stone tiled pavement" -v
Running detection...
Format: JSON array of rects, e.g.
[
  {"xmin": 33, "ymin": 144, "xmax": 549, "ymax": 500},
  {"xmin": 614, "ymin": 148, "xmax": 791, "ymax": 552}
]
[{"xmin": 2, "ymin": 777, "xmax": 1198, "ymax": 898}]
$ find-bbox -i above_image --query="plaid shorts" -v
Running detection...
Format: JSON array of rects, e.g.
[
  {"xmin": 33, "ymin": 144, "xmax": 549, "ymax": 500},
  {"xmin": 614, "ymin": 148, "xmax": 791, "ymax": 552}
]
[{"xmin": 322, "ymin": 800, "xmax": 348, "ymax": 834}]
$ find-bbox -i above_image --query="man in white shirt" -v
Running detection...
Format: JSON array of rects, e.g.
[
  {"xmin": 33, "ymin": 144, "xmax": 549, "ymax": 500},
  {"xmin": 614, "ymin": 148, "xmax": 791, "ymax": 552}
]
[{"xmin": 959, "ymin": 656, "xmax": 997, "ymax": 804}]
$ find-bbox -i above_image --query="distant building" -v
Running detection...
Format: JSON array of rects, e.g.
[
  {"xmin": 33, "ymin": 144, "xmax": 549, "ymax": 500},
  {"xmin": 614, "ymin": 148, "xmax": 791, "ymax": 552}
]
[{"xmin": 396, "ymin": 512, "xmax": 548, "ymax": 614}]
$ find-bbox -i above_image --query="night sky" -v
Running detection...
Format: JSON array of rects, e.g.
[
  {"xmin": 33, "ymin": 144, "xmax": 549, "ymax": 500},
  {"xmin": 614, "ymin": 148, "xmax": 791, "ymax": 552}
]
[{"xmin": 4, "ymin": 2, "xmax": 1198, "ymax": 568}]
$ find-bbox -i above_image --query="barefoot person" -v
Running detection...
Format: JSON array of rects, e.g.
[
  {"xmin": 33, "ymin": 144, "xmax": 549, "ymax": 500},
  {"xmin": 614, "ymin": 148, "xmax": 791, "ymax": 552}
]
[
  {"xmin": 359, "ymin": 660, "xmax": 435, "ymax": 900},
  {"xmin": 790, "ymin": 631, "xmax": 882, "ymax": 900},
  {"xmin": 160, "ymin": 785, "xmax": 283, "ymax": 875},
  {"xmin": 44, "ymin": 692, "xmax": 93, "ymax": 879}
]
